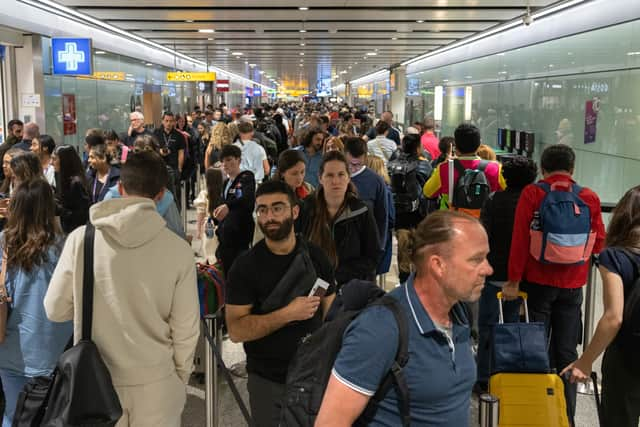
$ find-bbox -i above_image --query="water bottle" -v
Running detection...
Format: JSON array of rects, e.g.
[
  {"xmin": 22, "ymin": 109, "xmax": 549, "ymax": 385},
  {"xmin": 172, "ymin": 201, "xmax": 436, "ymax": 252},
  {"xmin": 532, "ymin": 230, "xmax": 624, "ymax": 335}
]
[{"xmin": 205, "ymin": 217, "xmax": 215, "ymax": 239}]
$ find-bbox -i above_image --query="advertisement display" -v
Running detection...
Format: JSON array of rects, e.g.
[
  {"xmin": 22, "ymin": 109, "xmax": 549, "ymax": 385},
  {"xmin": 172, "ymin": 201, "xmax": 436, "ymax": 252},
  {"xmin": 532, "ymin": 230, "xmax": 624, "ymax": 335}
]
[{"xmin": 584, "ymin": 98, "xmax": 599, "ymax": 144}]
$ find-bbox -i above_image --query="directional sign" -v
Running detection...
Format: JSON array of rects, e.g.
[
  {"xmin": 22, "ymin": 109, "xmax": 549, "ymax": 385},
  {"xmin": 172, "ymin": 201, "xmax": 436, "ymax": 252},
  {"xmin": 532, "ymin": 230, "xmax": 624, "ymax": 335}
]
[
  {"xmin": 93, "ymin": 71, "xmax": 125, "ymax": 81},
  {"xmin": 167, "ymin": 72, "xmax": 216, "ymax": 81},
  {"xmin": 52, "ymin": 38, "xmax": 92, "ymax": 75},
  {"xmin": 216, "ymin": 79, "xmax": 230, "ymax": 92}
]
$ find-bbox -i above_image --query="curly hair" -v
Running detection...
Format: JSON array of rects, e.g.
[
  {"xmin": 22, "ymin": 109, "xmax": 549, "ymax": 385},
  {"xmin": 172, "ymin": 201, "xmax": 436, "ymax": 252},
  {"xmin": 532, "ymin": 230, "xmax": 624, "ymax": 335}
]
[{"xmin": 502, "ymin": 156, "xmax": 538, "ymax": 190}]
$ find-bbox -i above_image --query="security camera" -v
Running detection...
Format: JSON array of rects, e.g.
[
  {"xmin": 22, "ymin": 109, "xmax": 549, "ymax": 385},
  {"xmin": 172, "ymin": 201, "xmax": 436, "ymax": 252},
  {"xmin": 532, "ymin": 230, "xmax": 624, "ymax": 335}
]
[{"xmin": 523, "ymin": 14, "xmax": 533, "ymax": 26}]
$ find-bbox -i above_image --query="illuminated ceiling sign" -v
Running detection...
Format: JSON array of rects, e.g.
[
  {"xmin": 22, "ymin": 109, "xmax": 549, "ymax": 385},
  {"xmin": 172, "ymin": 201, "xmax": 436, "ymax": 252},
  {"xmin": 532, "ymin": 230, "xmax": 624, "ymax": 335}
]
[
  {"xmin": 167, "ymin": 72, "xmax": 216, "ymax": 81},
  {"xmin": 93, "ymin": 71, "xmax": 125, "ymax": 81},
  {"xmin": 52, "ymin": 38, "xmax": 92, "ymax": 75},
  {"xmin": 216, "ymin": 79, "xmax": 230, "ymax": 92}
]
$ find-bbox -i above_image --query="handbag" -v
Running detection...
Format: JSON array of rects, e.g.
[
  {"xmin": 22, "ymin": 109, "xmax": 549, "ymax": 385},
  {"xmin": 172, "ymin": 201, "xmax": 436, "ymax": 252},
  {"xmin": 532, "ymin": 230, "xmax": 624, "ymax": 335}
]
[
  {"xmin": 37, "ymin": 222, "xmax": 122, "ymax": 426},
  {"xmin": 491, "ymin": 291, "xmax": 550, "ymax": 374}
]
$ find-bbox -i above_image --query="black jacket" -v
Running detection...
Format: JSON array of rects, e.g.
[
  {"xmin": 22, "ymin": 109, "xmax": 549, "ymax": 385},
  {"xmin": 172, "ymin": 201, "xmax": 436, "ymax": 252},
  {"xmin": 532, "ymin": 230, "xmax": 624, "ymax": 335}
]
[
  {"xmin": 480, "ymin": 188, "xmax": 523, "ymax": 282},
  {"xmin": 216, "ymin": 170, "xmax": 256, "ymax": 247},
  {"xmin": 56, "ymin": 176, "xmax": 90, "ymax": 234},
  {"xmin": 299, "ymin": 196, "xmax": 380, "ymax": 286},
  {"xmin": 86, "ymin": 167, "xmax": 120, "ymax": 204}
]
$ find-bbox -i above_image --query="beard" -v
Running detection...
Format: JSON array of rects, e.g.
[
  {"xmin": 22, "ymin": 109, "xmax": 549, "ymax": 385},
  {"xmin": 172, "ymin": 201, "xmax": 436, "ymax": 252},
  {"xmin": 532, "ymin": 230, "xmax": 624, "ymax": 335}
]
[{"xmin": 258, "ymin": 216, "xmax": 294, "ymax": 241}]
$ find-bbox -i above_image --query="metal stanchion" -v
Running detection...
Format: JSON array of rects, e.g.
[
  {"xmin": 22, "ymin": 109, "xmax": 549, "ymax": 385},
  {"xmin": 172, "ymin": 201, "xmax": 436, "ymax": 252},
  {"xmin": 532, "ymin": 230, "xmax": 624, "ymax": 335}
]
[
  {"xmin": 196, "ymin": 164, "xmax": 202, "ymax": 195},
  {"xmin": 204, "ymin": 314, "xmax": 221, "ymax": 427},
  {"xmin": 479, "ymin": 394, "xmax": 499, "ymax": 427},
  {"xmin": 578, "ymin": 254, "xmax": 599, "ymax": 395},
  {"xmin": 181, "ymin": 180, "xmax": 187, "ymax": 233}
]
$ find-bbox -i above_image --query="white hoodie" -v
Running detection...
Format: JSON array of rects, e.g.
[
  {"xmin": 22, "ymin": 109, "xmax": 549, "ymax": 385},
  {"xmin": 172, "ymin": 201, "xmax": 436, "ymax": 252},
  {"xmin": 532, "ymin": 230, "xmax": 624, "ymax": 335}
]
[{"xmin": 45, "ymin": 197, "xmax": 200, "ymax": 386}]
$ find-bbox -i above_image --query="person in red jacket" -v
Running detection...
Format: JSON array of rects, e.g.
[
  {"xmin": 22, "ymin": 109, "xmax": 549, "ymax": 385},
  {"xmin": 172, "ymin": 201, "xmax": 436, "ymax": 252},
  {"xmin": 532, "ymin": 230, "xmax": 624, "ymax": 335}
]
[{"xmin": 504, "ymin": 144, "xmax": 605, "ymax": 426}]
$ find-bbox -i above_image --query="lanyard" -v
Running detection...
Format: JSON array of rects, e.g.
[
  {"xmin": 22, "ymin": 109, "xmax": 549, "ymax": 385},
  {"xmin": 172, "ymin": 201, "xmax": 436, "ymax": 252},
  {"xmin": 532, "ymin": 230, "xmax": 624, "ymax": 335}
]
[{"xmin": 92, "ymin": 177, "xmax": 100, "ymax": 204}]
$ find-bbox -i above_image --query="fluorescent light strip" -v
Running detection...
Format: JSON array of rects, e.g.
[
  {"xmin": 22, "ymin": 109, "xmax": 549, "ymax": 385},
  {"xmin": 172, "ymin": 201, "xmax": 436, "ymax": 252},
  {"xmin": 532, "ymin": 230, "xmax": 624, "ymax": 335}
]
[
  {"xmin": 401, "ymin": 0, "xmax": 586, "ymax": 67},
  {"xmin": 20, "ymin": 0, "xmax": 273, "ymax": 90},
  {"xmin": 349, "ymin": 69, "xmax": 389, "ymax": 87}
]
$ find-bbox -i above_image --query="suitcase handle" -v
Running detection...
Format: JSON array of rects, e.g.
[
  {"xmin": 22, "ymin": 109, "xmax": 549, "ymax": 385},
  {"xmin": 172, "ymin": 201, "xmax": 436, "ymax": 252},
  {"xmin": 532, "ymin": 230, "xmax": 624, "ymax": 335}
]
[{"xmin": 496, "ymin": 291, "xmax": 529, "ymax": 324}]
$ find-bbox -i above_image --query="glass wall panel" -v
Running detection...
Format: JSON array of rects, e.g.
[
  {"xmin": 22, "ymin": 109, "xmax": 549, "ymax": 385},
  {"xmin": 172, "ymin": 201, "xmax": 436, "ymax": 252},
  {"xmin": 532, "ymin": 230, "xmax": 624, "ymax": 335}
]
[{"xmin": 407, "ymin": 19, "xmax": 640, "ymax": 204}]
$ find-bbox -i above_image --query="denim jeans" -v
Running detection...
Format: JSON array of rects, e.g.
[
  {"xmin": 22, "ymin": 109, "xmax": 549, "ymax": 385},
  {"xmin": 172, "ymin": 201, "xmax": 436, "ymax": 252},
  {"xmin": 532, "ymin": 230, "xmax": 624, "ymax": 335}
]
[
  {"xmin": 0, "ymin": 370, "xmax": 30, "ymax": 427},
  {"xmin": 476, "ymin": 281, "xmax": 521, "ymax": 385},
  {"xmin": 520, "ymin": 281, "xmax": 583, "ymax": 426}
]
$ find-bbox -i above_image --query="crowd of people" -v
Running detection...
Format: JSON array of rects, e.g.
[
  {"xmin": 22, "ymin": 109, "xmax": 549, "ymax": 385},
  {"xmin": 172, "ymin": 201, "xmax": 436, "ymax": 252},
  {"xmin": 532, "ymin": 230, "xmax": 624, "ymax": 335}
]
[{"xmin": 0, "ymin": 100, "xmax": 637, "ymax": 427}]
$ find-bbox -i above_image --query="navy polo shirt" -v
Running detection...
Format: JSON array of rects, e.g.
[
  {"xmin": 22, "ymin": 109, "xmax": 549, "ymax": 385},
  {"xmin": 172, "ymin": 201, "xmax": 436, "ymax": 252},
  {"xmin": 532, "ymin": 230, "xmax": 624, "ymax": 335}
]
[{"xmin": 332, "ymin": 277, "xmax": 476, "ymax": 426}]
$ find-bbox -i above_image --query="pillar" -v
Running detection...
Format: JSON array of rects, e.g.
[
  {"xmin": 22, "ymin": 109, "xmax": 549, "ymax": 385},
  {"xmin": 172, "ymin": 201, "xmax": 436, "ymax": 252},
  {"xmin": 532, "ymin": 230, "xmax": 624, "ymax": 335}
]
[{"xmin": 389, "ymin": 65, "xmax": 407, "ymax": 128}]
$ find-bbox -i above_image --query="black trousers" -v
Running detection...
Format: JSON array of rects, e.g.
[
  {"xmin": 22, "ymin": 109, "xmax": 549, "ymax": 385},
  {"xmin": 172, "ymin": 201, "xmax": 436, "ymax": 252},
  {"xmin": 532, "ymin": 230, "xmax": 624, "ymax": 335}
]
[
  {"xmin": 601, "ymin": 343, "xmax": 640, "ymax": 427},
  {"xmin": 247, "ymin": 373, "xmax": 286, "ymax": 427},
  {"xmin": 520, "ymin": 281, "xmax": 583, "ymax": 426}
]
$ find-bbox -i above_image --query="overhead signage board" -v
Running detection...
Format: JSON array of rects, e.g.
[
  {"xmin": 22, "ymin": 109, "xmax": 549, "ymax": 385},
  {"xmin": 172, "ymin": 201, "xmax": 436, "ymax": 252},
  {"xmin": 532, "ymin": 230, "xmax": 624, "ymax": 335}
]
[
  {"xmin": 93, "ymin": 71, "xmax": 125, "ymax": 81},
  {"xmin": 167, "ymin": 72, "xmax": 216, "ymax": 81},
  {"xmin": 52, "ymin": 38, "xmax": 92, "ymax": 75},
  {"xmin": 216, "ymin": 79, "xmax": 230, "ymax": 92}
]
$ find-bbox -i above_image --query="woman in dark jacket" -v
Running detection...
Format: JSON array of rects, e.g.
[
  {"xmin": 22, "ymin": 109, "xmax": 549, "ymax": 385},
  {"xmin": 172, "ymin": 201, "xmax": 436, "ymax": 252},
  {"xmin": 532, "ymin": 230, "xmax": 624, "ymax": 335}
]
[
  {"xmin": 475, "ymin": 155, "xmax": 538, "ymax": 392},
  {"xmin": 298, "ymin": 151, "xmax": 380, "ymax": 287},
  {"xmin": 86, "ymin": 143, "xmax": 120, "ymax": 205},
  {"xmin": 53, "ymin": 145, "xmax": 89, "ymax": 234}
]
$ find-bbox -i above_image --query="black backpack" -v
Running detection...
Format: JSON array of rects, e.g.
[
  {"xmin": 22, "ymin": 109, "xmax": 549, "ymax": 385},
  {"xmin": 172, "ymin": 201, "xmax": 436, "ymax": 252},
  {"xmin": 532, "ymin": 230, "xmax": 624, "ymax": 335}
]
[
  {"xmin": 451, "ymin": 159, "xmax": 491, "ymax": 210},
  {"xmin": 618, "ymin": 250, "xmax": 640, "ymax": 369},
  {"xmin": 280, "ymin": 280, "xmax": 410, "ymax": 427},
  {"xmin": 388, "ymin": 153, "xmax": 421, "ymax": 214}
]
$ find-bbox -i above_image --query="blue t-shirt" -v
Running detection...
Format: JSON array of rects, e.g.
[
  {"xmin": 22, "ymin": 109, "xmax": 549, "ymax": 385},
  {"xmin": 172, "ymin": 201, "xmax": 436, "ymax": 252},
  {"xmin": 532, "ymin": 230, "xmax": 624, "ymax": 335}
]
[
  {"xmin": 0, "ymin": 238, "xmax": 73, "ymax": 376},
  {"xmin": 599, "ymin": 247, "xmax": 640, "ymax": 288},
  {"xmin": 332, "ymin": 278, "xmax": 476, "ymax": 426}
]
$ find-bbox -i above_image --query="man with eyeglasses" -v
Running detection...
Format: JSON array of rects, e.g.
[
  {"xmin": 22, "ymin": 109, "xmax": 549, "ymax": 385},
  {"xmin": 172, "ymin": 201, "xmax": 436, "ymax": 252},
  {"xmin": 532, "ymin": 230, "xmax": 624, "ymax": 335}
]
[
  {"xmin": 226, "ymin": 179, "xmax": 335, "ymax": 427},
  {"xmin": 123, "ymin": 111, "xmax": 152, "ymax": 147}
]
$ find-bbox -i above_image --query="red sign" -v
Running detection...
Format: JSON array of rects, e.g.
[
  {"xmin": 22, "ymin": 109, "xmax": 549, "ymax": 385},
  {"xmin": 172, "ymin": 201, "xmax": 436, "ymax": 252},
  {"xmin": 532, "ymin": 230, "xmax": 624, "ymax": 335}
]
[
  {"xmin": 216, "ymin": 80, "xmax": 230, "ymax": 92},
  {"xmin": 62, "ymin": 94, "xmax": 77, "ymax": 135}
]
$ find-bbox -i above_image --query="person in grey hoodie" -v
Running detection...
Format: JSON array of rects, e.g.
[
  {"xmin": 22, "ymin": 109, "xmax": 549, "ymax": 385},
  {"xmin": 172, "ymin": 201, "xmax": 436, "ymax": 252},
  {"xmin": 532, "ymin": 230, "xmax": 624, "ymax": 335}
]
[{"xmin": 45, "ymin": 151, "xmax": 200, "ymax": 427}]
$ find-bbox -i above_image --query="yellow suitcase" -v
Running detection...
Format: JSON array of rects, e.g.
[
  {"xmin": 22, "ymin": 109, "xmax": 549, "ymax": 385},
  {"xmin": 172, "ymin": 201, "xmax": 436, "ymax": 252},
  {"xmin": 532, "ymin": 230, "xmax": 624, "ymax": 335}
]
[{"xmin": 489, "ymin": 372, "xmax": 570, "ymax": 427}]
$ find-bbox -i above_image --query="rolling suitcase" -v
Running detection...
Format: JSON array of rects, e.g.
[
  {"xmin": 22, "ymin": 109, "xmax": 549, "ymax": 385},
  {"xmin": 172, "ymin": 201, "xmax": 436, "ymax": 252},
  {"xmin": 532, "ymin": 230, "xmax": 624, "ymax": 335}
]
[
  {"xmin": 489, "ymin": 372, "xmax": 569, "ymax": 426},
  {"xmin": 488, "ymin": 291, "xmax": 569, "ymax": 427}
]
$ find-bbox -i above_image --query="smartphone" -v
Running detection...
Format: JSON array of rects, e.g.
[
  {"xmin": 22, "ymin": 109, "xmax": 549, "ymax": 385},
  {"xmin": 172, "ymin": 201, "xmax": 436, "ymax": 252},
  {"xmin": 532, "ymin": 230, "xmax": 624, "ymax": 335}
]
[{"xmin": 308, "ymin": 278, "xmax": 330, "ymax": 298}]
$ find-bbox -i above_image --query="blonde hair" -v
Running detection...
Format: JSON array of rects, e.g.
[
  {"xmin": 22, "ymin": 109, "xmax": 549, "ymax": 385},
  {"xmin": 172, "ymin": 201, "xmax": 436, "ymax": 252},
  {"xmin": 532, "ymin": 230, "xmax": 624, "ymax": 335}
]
[
  {"xmin": 366, "ymin": 155, "xmax": 390, "ymax": 185},
  {"xmin": 476, "ymin": 144, "xmax": 497, "ymax": 161},
  {"xmin": 210, "ymin": 122, "xmax": 232, "ymax": 150}
]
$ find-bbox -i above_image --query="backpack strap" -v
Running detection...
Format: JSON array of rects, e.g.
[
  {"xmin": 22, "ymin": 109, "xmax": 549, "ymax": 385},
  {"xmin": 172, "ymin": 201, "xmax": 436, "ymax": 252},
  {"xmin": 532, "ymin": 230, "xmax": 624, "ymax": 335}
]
[
  {"xmin": 452, "ymin": 158, "xmax": 466, "ymax": 177},
  {"xmin": 82, "ymin": 222, "xmax": 96, "ymax": 341},
  {"xmin": 358, "ymin": 296, "xmax": 411, "ymax": 427},
  {"xmin": 476, "ymin": 160, "xmax": 489, "ymax": 172}
]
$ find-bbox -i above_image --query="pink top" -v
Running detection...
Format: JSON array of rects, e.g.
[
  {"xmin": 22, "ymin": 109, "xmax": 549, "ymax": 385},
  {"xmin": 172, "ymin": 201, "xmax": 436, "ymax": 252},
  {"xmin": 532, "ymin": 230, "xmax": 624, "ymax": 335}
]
[{"xmin": 421, "ymin": 132, "xmax": 440, "ymax": 160}]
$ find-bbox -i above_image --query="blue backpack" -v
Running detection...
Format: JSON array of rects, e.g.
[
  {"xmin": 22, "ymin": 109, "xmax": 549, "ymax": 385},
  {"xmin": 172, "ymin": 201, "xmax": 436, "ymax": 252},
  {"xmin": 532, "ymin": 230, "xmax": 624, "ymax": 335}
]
[{"xmin": 529, "ymin": 181, "xmax": 596, "ymax": 265}]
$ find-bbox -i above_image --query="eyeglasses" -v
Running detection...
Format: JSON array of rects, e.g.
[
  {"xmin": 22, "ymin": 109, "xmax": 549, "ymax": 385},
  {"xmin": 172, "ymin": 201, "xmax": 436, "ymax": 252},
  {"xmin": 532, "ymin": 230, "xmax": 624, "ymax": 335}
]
[{"xmin": 256, "ymin": 203, "xmax": 290, "ymax": 217}]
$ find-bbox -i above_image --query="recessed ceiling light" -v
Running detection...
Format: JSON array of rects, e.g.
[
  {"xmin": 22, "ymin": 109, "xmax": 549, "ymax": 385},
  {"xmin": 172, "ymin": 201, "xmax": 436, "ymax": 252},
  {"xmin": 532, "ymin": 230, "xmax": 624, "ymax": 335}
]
[
  {"xmin": 198, "ymin": 29, "xmax": 214, "ymax": 33},
  {"xmin": 145, "ymin": 62, "xmax": 153, "ymax": 66},
  {"xmin": 207, "ymin": 38, "xmax": 214, "ymax": 41},
  {"xmin": 300, "ymin": 43, "xmax": 306, "ymax": 46},
  {"xmin": 466, "ymin": 75, "xmax": 473, "ymax": 79},
  {"xmin": 348, "ymin": 66, "xmax": 352, "ymax": 69},
  {"xmin": 366, "ymin": 52, "xmax": 377, "ymax": 56},
  {"xmin": 355, "ymin": 62, "xmax": 359, "ymax": 65},
  {"xmin": 299, "ymin": 7, "xmax": 309, "ymax": 10},
  {"xmin": 224, "ymin": 48, "xmax": 230, "ymax": 52},
  {"xmin": 185, "ymin": 20, "xmax": 194, "ymax": 23},
  {"xmin": 300, "ymin": 52, "xmax": 305, "ymax": 56},
  {"xmin": 442, "ymin": 79, "xmax": 449, "ymax": 82},
  {"xmin": 416, "ymin": 20, "xmax": 424, "ymax": 23},
  {"xmin": 232, "ymin": 52, "xmax": 243, "ymax": 56},
  {"xmin": 259, "ymin": 71, "xmax": 265, "ymax": 74},
  {"xmin": 299, "ymin": 64, "xmax": 304, "ymax": 67},
  {"xmin": 244, "ymin": 61, "xmax": 249, "ymax": 64},
  {"xmin": 249, "ymin": 63, "xmax": 256, "ymax": 67},
  {"xmin": 391, "ymin": 37, "xmax": 397, "ymax": 40},
  {"xmin": 95, "ymin": 50, "xmax": 106, "ymax": 55},
  {"xmin": 299, "ymin": 29, "xmax": 307, "ymax": 33}
]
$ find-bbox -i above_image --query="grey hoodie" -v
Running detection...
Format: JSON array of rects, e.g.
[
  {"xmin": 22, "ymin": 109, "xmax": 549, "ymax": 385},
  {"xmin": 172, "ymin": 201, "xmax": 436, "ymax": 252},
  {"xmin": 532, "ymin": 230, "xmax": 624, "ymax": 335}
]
[{"xmin": 45, "ymin": 197, "xmax": 200, "ymax": 386}]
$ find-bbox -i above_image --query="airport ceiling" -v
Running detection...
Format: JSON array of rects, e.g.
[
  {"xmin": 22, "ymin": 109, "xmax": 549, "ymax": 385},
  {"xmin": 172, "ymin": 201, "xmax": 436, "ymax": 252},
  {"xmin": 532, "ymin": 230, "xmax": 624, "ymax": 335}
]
[{"xmin": 57, "ymin": 0, "xmax": 562, "ymax": 91}]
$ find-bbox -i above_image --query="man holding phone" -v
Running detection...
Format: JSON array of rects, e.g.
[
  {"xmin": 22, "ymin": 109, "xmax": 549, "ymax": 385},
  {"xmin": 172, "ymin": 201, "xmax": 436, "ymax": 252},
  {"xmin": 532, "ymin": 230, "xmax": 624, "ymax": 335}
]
[{"xmin": 225, "ymin": 180, "xmax": 335, "ymax": 427}]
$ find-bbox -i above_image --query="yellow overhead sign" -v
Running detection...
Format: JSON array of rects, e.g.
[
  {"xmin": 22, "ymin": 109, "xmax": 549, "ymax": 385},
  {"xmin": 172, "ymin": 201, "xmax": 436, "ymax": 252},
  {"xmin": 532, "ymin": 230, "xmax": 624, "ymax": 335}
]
[
  {"xmin": 93, "ymin": 71, "xmax": 125, "ymax": 81},
  {"xmin": 167, "ymin": 72, "xmax": 216, "ymax": 81}
]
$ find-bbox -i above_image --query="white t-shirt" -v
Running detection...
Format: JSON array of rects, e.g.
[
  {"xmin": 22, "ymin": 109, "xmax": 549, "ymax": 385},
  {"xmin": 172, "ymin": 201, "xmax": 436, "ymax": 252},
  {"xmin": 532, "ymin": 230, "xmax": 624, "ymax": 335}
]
[
  {"xmin": 234, "ymin": 140, "xmax": 267, "ymax": 182},
  {"xmin": 367, "ymin": 136, "xmax": 397, "ymax": 167}
]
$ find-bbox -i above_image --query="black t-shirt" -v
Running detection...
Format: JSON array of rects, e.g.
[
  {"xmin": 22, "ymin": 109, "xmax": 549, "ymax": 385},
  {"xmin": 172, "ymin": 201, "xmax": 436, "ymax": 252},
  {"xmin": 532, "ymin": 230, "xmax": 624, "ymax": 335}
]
[
  {"xmin": 226, "ymin": 237, "xmax": 335, "ymax": 383},
  {"xmin": 154, "ymin": 129, "xmax": 186, "ymax": 171}
]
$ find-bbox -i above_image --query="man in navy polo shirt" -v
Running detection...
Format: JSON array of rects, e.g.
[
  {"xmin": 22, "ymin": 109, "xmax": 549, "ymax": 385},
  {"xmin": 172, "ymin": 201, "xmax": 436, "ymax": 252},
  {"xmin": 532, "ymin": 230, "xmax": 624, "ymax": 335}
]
[{"xmin": 316, "ymin": 211, "xmax": 492, "ymax": 426}]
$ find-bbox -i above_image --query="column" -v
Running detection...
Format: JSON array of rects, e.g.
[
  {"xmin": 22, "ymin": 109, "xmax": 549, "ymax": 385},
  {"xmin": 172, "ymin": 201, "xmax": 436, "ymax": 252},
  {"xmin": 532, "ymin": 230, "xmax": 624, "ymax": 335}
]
[
  {"xmin": 389, "ymin": 65, "xmax": 407, "ymax": 128},
  {"xmin": 14, "ymin": 34, "xmax": 46, "ymax": 128}
]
